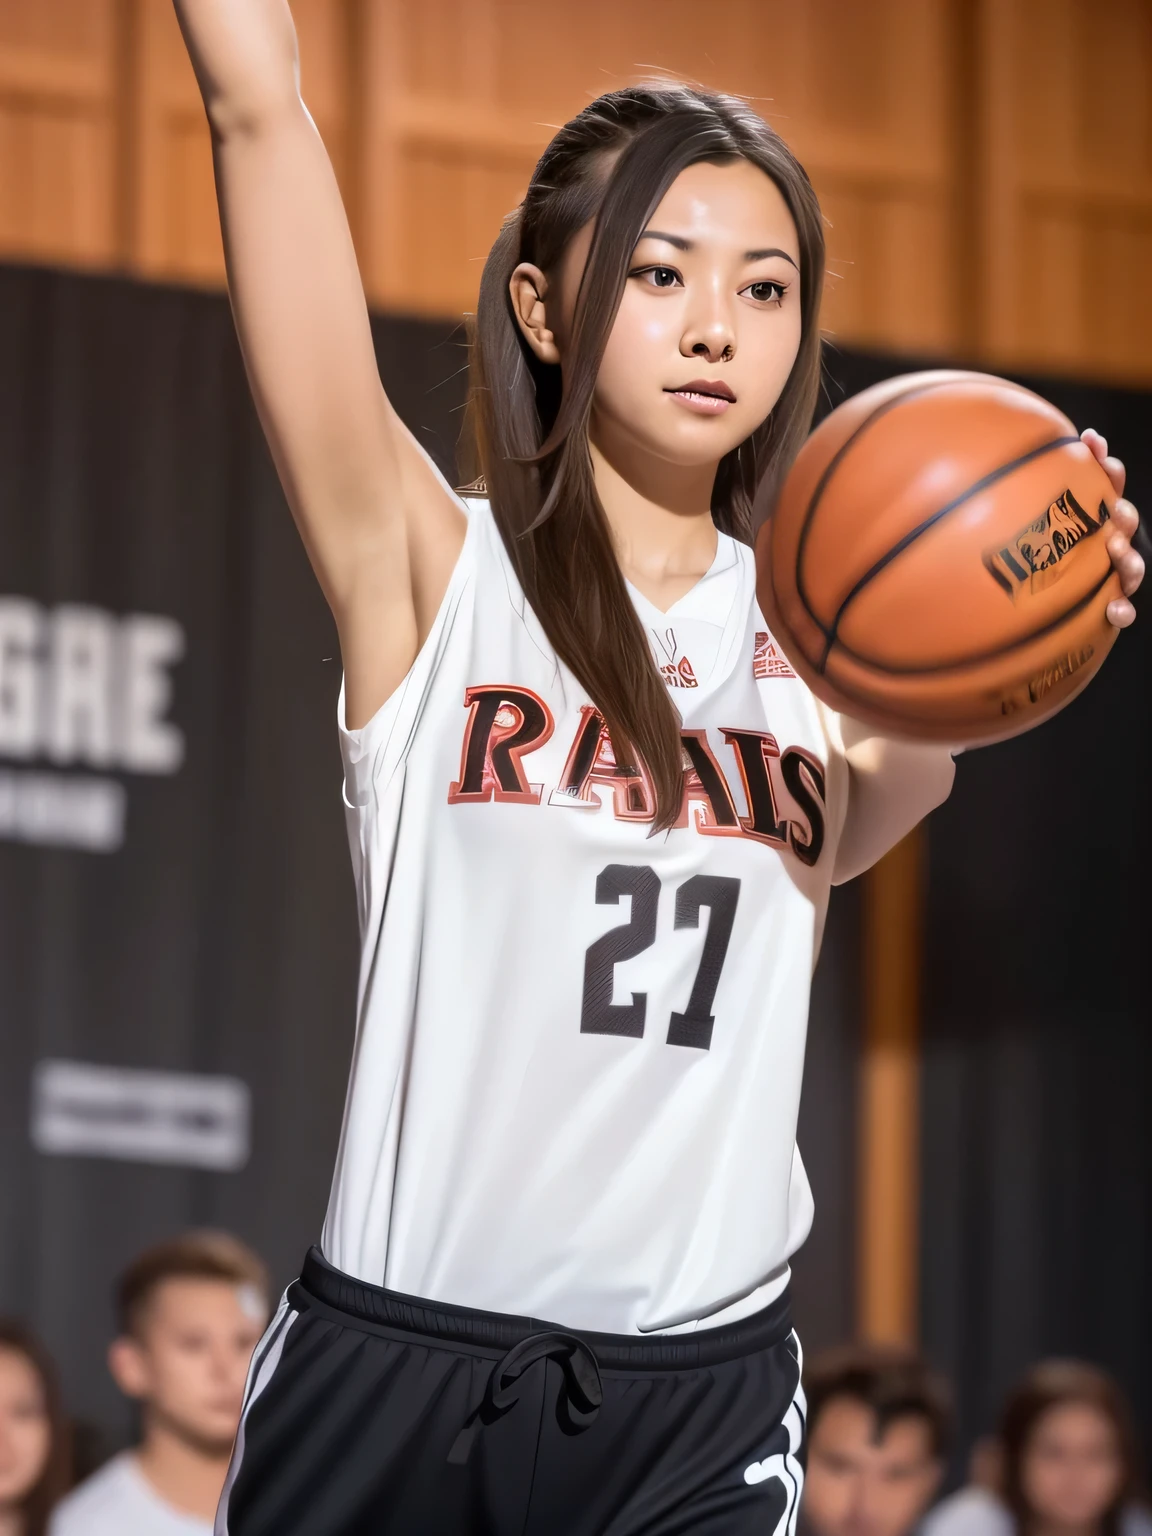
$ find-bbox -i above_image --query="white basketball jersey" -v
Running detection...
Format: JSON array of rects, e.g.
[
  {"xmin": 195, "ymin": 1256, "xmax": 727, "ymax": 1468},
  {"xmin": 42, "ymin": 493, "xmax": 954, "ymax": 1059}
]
[{"xmin": 321, "ymin": 496, "xmax": 849, "ymax": 1335}]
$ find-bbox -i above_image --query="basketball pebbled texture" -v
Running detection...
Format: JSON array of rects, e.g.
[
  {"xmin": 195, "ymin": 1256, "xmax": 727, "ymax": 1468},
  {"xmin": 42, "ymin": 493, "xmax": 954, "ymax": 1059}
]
[{"xmin": 756, "ymin": 370, "xmax": 1122, "ymax": 745}]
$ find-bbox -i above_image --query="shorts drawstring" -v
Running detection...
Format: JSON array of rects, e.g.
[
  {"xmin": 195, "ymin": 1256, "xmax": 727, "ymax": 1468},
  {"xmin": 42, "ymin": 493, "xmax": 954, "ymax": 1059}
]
[{"xmin": 447, "ymin": 1330, "xmax": 604, "ymax": 1465}]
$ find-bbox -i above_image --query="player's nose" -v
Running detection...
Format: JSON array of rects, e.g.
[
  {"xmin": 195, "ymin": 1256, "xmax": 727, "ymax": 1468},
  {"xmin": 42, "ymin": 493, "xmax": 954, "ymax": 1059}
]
[{"xmin": 680, "ymin": 285, "xmax": 735, "ymax": 364}]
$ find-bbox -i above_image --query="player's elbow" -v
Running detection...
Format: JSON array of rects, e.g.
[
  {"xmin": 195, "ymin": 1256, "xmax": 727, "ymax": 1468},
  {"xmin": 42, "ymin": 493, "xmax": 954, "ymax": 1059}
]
[
  {"xmin": 830, "ymin": 748, "xmax": 956, "ymax": 885},
  {"xmin": 203, "ymin": 78, "xmax": 304, "ymax": 144}
]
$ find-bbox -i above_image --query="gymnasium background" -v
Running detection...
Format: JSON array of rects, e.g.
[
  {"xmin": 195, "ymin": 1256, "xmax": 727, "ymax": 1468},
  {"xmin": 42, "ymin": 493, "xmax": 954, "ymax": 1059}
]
[{"xmin": 0, "ymin": 0, "xmax": 1149, "ymax": 1474}]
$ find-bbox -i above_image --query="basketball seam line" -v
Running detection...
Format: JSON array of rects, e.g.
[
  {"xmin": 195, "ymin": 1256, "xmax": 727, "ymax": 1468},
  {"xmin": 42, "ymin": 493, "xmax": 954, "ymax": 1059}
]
[
  {"xmin": 789, "ymin": 378, "xmax": 956, "ymax": 638},
  {"xmin": 826, "ymin": 564, "xmax": 1114, "ymax": 677},
  {"xmin": 816, "ymin": 433, "xmax": 1081, "ymax": 674}
]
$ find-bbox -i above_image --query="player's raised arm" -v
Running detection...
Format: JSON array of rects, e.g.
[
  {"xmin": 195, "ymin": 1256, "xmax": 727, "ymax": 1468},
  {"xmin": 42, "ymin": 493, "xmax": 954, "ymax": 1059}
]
[{"xmin": 173, "ymin": 0, "xmax": 465, "ymax": 725}]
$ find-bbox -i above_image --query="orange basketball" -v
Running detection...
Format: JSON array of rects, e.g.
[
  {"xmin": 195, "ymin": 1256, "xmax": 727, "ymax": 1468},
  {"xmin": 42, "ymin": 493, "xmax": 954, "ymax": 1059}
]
[{"xmin": 756, "ymin": 370, "xmax": 1123, "ymax": 745}]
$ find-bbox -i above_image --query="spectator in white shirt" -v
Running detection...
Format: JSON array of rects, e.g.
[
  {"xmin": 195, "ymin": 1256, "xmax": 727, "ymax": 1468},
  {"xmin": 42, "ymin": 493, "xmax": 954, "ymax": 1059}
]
[
  {"xmin": 50, "ymin": 1232, "xmax": 269, "ymax": 1536},
  {"xmin": 923, "ymin": 1361, "xmax": 1152, "ymax": 1536}
]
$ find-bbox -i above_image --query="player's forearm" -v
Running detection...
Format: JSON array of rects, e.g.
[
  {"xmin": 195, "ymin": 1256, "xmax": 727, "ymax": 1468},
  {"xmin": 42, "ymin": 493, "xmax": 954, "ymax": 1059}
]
[
  {"xmin": 173, "ymin": 0, "xmax": 300, "ymax": 136},
  {"xmin": 832, "ymin": 727, "xmax": 956, "ymax": 885}
]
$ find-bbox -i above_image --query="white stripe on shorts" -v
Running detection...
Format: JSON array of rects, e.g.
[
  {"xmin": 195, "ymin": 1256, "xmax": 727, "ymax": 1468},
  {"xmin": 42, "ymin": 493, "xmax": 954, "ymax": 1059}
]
[{"xmin": 215, "ymin": 1295, "xmax": 299, "ymax": 1536}]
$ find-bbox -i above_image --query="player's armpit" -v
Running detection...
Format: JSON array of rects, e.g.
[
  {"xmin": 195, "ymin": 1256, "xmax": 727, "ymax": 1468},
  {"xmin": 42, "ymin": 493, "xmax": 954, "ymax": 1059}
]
[
  {"xmin": 335, "ymin": 449, "xmax": 470, "ymax": 729},
  {"xmin": 831, "ymin": 725, "xmax": 957, "ymax": 885}
]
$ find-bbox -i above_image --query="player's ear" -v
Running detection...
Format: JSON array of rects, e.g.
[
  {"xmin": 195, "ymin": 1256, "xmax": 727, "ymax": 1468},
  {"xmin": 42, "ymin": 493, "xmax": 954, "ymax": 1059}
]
[
  {"xmin": 509, "ymin": 264, "xmax": 561, "ymax": 365},
  {"xmin": 108, "ymin": 1334, "xmax": 150, "ymax": 1400}
]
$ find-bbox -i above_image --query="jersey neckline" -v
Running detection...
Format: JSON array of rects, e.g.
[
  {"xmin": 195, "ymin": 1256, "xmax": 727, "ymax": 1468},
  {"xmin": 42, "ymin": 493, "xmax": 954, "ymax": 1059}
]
[
  {"xmin": 624, "ymin": 532, "xmax": 752, "ymax": 699},
  {"xmin": 622, "ymin": 530, "xmax": 740, "ymax": 622}
]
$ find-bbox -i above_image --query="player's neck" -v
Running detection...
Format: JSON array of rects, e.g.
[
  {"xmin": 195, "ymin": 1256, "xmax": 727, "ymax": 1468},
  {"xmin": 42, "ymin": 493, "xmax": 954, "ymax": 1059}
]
[
  {"xmin": 135, "ymin": 1416, "xmax": 231, "ymax": 1520},
  {"xmin": 0, "ymin": 1506, "xmax": 24, "ymax": 1536},
  {"xmin": 589, "ymin": 434, "xmax": 719, "ymax": 613}
]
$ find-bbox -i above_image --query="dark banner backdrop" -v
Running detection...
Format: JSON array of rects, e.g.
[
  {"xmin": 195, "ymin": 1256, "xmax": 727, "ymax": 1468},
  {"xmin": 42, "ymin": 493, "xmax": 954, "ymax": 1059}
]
[
  {"xmin": 914, "ymin": 379, "xmax": 1152, "ymax": 1463},
  {"xmin": 0, "ymin": 263, "xmax": 470, "ymax": 1450},
  {"xmin": 1, "ymin": 263, "xmax": 1147, "ymax": 1460}
]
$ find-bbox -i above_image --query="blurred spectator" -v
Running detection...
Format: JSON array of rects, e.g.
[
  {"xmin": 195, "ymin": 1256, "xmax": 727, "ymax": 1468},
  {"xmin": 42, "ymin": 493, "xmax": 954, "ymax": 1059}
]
[
  {"xmin": 922, "ymin": 1361, "xmax": 1151, "ymax": 1536},
  {"xmin": 0, "ymin": 1320, "xmax": 71, "ymax": 1536},
  {"xmin": 921, "ymin": 1437, "xmax": 1005, "ymax": 1536},
  {"xmin": 49, "ymin": 1232, "xmax": 269, "ymax": 1536},
  {"xmin": 801, "ymin": 1343, "xmax": 952, "ymax": 1536}
]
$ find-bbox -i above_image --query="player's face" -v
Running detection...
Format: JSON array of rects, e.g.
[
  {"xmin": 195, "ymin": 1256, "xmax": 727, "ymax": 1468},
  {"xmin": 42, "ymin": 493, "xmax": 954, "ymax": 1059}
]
[
  {"xmin": 109, "ymin": 1279, "xmax": 266, "ymax": 1456},
  {"xmin": 0, "ymin": 1346, "xmax": 52, "ymax": 1510},
  {"xmin": 543, "ymin": 158, "xmax": 802, "ymax": 476},
  {"xmin": 1020, "ymin": 1403, "xmax": 1124, "ymax": 1528},
  {"xmin": 802, "ymin": 1398, "xmax": 943, "ymax": 1536}
]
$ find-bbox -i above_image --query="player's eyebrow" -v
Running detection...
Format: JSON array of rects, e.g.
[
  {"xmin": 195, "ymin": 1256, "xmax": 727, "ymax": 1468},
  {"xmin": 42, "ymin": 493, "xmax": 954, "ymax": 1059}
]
[
  {"xmin": 639, "ymin": 229, "xmax": 693, "ymax": 251},
  {"xmin": 639, "ymin": 230, "xmax": 799, "ymax": 269},
  {"xmin": 745, "ymin": 247, "xmax": 799, "ymax": 269}
]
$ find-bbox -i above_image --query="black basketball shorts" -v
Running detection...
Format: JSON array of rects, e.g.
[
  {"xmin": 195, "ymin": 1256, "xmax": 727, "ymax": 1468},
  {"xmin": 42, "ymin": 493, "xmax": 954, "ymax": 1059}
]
[{"xmin": 217, "ymin": 1246, "xmax": 806, "ymax": 1536}]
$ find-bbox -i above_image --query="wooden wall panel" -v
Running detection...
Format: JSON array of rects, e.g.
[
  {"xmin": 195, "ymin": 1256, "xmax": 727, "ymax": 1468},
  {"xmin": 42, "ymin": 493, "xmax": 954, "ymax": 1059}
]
[
  {"xmin": 0, "ymin": 0, "xmax": 118, "ymax": 267},
  {"xmin": 131, "ymin": 0, "xmax": 353, "ymax": 287},
  {"xmin": 132, "ymin": 0, "xmax": 221, "ymax": 283},
  {"xmin": 768, "ymin": 0, "xmax": 959, "ymax": 355},
  {"xmin": 0, "ymin": 0, "xmax": 1148, "ymax": 378},
  {"xmin": 359, "ymin": 0, "xmax": 958, "ymax": 355},
  {"xmin": 859, "ymin": 829, "xmax": 924, "ymax": 1345},
  {"xmin": 979, "ymin": 0, "xmax": 1152, "ymax": 383}
]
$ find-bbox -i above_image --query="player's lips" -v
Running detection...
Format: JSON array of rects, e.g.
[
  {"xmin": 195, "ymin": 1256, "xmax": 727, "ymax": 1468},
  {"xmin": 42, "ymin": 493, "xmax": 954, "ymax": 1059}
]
[{"xmin": 665, "ymin": 379, "xmax": 737, "ymax": 415}]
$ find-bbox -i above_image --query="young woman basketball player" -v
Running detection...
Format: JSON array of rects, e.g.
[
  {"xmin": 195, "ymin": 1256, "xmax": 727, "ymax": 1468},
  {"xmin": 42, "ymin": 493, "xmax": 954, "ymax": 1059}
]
[{"xmin": 174, "ymin": 4, "xmax": 1143, "ymax": 1533}]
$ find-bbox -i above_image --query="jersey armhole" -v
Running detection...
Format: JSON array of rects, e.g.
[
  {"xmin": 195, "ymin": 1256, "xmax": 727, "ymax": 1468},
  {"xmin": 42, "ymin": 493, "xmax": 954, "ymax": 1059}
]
[{"xmin": 338, "ymin": 494, "xmax": 480, "ymax": 800}]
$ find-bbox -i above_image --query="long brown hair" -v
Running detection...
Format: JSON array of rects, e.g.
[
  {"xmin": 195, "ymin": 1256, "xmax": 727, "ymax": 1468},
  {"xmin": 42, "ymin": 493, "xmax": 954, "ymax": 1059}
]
[
  {"xmin": 999, "ymin": 1360, "xmax": 1144, "ymax": 1536},
  {"xmin": 467, "ymin": 84, "xmax": 825, "ymax": 829},
  {"xmin": 0, "ymin": 1320, "xmax": 72, "ymax": 1536}
]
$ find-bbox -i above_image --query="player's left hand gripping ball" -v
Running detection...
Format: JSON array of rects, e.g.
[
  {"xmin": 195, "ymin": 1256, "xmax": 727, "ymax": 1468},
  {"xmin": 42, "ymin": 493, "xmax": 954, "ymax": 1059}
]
[{"xmin": 1084, "ymin": 429, "xmax": 1145, "ymax": 627}]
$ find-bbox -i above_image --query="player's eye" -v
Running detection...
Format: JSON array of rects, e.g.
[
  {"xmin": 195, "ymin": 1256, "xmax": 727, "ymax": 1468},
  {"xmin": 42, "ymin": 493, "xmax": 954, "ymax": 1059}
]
[
  {"xmin": 631, "ymin": 265, "xmax": 682, "ymax": 290},
  {"xmin": 742, "ymin": 279, "xmax": 787, "ymax": 305}
]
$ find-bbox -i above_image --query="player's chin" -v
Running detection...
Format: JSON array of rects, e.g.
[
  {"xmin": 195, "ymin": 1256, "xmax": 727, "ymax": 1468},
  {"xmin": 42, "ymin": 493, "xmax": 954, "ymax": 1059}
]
[{"xmin": 645, "ymin": 408, "xmax": 758, "ymax": 465}]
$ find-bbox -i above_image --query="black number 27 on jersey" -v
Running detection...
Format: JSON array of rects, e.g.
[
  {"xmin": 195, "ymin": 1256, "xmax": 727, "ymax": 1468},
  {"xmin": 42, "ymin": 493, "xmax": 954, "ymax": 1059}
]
[{"xmin": 580, "ymin": 863, "xmax": 741, "ymax": 1051}]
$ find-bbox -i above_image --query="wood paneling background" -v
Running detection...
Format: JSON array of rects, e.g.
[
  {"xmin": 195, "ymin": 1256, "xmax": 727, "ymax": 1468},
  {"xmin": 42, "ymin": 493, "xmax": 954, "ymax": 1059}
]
[
  {"xmin": 1, "ymin": 0, "xmax": 1148, "ymax": 382},
  {"xmin": 978, "ymin": 0, "xmax": 1152, "ymax": 384},
  {"xmin": 0, "ymin": 0, "xmax": 119, "ymax": 268}
]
